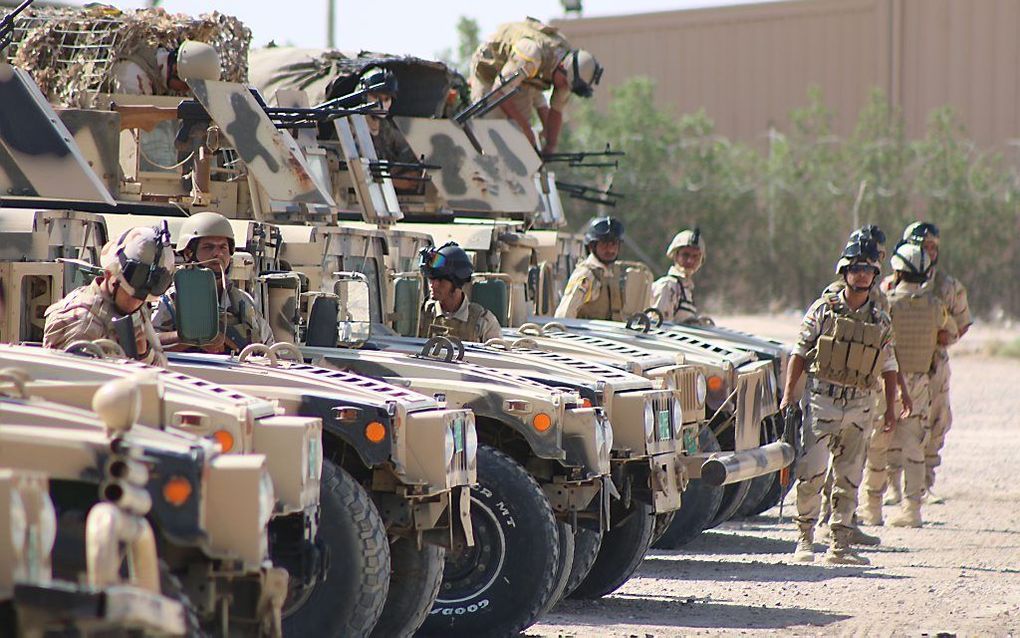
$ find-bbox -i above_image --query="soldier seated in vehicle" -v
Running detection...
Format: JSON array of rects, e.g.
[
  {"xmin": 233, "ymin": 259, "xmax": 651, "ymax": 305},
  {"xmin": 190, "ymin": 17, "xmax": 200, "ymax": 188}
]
[
  {"xmin": 153, "ymin": 212, "xmax": 274, "ymax": 354},
  {"xmin": 43, "ymin": 225, "xmax": 174, "ymax": 368},
  {"xmin": 555, "ymin": 216, "xmax": 625, "ymax": 321},
  {"xmin": 780, "ymin": 236, "xmax": 901, "ymax": 565},
  {"xmin": 418, "ymin": 242, "xmax": 502, "ymax": 344},
  {"xmin": 651, "ymin": 228, "xmax": 711, "ymax": 326},
  {"xmin": 358, "ymin": 66, "xmax": 422, "ymax": 194}
]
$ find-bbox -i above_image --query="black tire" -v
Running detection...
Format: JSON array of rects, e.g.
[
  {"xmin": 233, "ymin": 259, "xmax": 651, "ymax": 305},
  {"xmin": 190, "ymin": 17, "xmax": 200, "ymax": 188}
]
[
  {"xmin": 706, "ymin": 420, "xmax": 752, "ymax": 528},
  {"xmin": 539, "ymin": 521, "xmax": 576, "ymax": 615},
  {"xmin": 283, "ymin": 460, "xmax": 390, "ymax": 638},
  {"xmin": 562, "ymin": 526, "xmax": 602, "ymax": 598},
  {"xmin": 371, "ymin": 538, "xmax": 445, "ymax": 638},
  {"xmin": 420, "ymin": 445, "xmax": 559, "ymax": 638},
  {"xmin": 567, "ymin": 500, "xmax": 654, "ymax": 599},
  {"xmin": 652, "ymin": 425, "xmax": 724, "ymax": 549},
  {"xmin": 737, "ymin": 418, "xmax": 781, "ymax": 517},
  {"xmin": 160, "ymin": 561, "xmax": 205, "ymax": 638},
  {"xmin": 651, "ymin": 511, "xmax": 676, "ymax": 545},
  {"xmin": 751, "ymin": 468, "xmax": 794, "ymax": 515}
]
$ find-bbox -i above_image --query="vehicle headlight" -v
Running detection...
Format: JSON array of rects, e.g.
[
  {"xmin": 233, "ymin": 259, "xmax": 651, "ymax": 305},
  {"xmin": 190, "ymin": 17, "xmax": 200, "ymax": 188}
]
[
  {"xmin": 696, "ymin": 373, "xmax": 707, "ymax": 405},
  {"xmin": 672, "ymin": 398, "xmax": 684, "ymax": 438},
  {"xmin": 8, "ymin": 490, "xmax": 27, "ymax": 559},
  {"xmin": 38, "ymin": 494, "xmax": 57, "ymax": 556},
  {"xmin": 444, "ymin": 426, "xmax": 456, "ymax": 467},
  {"xmin": 464, "ymin": 415, "xmax": 478, "ymax": 467},
  {"xmin": 643, "ymin": 401, "xmax": 655, "ymax": 444},
  {"xmin": 258, "ymin": 471, "xmax": 275, "ymax": 529}
]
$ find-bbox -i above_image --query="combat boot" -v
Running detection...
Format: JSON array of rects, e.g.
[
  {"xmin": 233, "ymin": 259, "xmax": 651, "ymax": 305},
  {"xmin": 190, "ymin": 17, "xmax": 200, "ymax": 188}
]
[
  {"xmin": 792, "ymin": 525, "xmax": 815, "ymax": 563},
  {"xmin": 857, "ymin": 493, "xmax": 884, "ymax": 526},
  {"xmin": 923, "ymin": 487, "xmax": 945, "ymax": 505},
  {"xmin": 889, "ymin": 498, "xmax": 923, "ymax": 528},
  {"xmin": 824, "ymin": 526, "xmax": 870, "ymax": 566},
  {"xmin": 883, "ymin": 468, "xmax": 903, "ymax": 506},
  {"xmin": 849, "ymin": 525, "xmax": 881, "ymax": 546}
]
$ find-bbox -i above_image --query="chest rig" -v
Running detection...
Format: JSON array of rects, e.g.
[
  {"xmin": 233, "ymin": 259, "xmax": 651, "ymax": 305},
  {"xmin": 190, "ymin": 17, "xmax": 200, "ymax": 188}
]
[{"xmin": 811, "ymin": 294, "xmax": 885, "ymax": 390}]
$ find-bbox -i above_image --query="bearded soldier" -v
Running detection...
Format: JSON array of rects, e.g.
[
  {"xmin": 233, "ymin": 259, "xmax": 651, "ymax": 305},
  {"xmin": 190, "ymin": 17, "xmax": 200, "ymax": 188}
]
[
  {"xmin": 418, "ymin": 242, "xmax": 502, "ymax": 344},
  {"xmin": 859, "ymin": 242, "xmax": 955, "ymax": 528},
  {"xmin": 555, "ymin": 216, "xmax": 625, "ymax": 321},
  {"xmin": 650, "ymin": 228, "xmax": 710, "ymax": 325},
  {"xmin": 153, "ymin": 212, "xmax": 274, "ymax": 354},
  {"xmin": 781, "ymin": 236, "xmax": 899, "ymax": 565},
  {"xmin": 44, "ymin": 225, "xmax": 174, "ymax": 368},
  {"xmin": 469, "ymin": 17, "xmax": 602, "ymax": 154}
]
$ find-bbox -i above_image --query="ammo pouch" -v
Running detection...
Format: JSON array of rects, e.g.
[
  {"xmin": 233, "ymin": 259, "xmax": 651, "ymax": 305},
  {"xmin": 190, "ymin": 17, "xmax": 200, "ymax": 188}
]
[
  {"xmin": 891, "ymin": 294, "xmax": 939, "ymax": 374},
  {"xmin": 813, "ymin": 316, "xmax": 883, "ymax": 390}
]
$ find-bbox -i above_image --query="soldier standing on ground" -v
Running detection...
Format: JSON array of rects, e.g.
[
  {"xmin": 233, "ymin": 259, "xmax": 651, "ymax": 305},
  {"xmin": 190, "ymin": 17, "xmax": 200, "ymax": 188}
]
[
  {"xmin": 555, "ymin": 216, "xmax": 625, "ymax": 321},
  {"xmin": 152, "ymin": 212, "xmax": 274, "ymax": 354},
  {"xmin": 780, "ymin": 236, "xmax": 899, "ymax": 565},
  {"xmin": 44, "ymin": 225, "xmax": 173, "ymax": 368},
  {"xmin": 418, "ymin": 242, "xmax": 502, "ymax": 343},
  {"xmin": 468, "ymin": 17, "xmax": 602, "ymax": 154},
  {"xmin": 859, "ymin": 242, "xmax": 955, "ymax": 528},
  {"xmin": 903, "ymin": 222, "xmax": 971, "ymax": 504},
  {"xmin": 357, "ymin": 66, "xmax": 422, "ymax": 193},
  {"xmin": 650, "ymin": 228, "xmax": 710, "ymax": 325}
]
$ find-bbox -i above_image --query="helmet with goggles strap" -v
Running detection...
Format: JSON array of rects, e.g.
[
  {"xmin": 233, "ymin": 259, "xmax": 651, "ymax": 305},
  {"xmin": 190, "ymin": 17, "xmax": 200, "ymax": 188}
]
[
  {"xmin": 562, "ymin": 49, "xmax": 602, "ymax": 98},
  {"xmin": 419, "ymin": 242, "xmax": 474, "ymax": 288},
  {"xmin": 835, "ymin": 236, "xmax": 882, "ymax": 276},
  {"xmin": 903, "ymin": 221, "xmax": 940, "ymax": 244},
  {"xmin": 99, "ymin": 223, "xmax": 175, "ymax": 302}
]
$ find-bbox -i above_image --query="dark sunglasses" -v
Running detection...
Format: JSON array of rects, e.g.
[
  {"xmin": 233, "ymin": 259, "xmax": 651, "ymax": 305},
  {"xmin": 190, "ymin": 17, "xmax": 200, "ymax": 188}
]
[{"xmin": 118, "ymin": 222, "xmax": 173, "ymax": 300}]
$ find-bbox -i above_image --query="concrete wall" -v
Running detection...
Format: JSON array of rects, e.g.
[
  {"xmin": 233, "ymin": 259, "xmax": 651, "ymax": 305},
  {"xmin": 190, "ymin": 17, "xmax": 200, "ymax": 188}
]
[{"xmin": 553, "ymin": 0, "xmax": 1020, "ymax": 149}]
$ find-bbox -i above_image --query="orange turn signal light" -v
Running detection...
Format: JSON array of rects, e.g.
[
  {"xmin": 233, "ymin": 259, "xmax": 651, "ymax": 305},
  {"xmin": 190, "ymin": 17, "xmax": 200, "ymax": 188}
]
[
  {"xmin": 213, "ymin": 430, "xmax": 234, "ymax": 453},
  {"xmin": 532, "ymin": 413, "xmax": 553, "ymax": 432},
  {"xmin": 581, "ymin": 398, "xmax": 593, "ymax": 408},
  {"xmin": 162, "ymin": 476, "xmax": 192, "ymax": 507},
  {"xmin": 365, "ymin": 421, "xmax": 387, "ymax": 443},
  {"xmin": 707, "ymin": 375, "xmax": 725, "ymax": 393}
]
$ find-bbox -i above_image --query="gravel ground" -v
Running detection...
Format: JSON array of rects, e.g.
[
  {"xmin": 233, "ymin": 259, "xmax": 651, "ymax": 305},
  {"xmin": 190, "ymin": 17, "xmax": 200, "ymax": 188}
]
[{"xmin": 530, "ymin": 317, "xmax": 1020, "ymax": 637}]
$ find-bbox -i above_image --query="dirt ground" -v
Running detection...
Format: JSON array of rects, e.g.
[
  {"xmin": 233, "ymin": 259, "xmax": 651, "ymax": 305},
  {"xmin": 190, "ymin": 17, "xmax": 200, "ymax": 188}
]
[{"xmin": 531, "ymin": 316, "xmax": 1020, "ymax": 637}]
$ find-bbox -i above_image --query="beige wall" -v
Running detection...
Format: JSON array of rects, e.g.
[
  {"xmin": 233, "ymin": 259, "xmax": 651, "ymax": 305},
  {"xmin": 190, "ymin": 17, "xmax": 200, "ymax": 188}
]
[{"xmin": 553, "ymin": 0, "xmax": 1020, "ymax": 149}]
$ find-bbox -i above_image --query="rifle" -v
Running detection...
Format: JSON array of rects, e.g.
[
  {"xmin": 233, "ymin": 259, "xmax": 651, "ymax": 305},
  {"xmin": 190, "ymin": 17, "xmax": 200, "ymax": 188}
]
[
  {"xmin": 0, "ymin": 0, "xmax": 33, "ymax": 53},
  {"xmin": 777, "ymin": 403, "xmax": 803, "ymax": 522},
  {"xmin": 554, "ymin": 180, "xmax": 625, "ymax": 207},
  {"xmin": 542, "ymin": 143, "xmax": 625, "ymax": 168}
]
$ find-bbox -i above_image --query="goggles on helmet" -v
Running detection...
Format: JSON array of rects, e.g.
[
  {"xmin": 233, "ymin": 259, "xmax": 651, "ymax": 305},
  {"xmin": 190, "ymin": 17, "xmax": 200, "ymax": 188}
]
[
  {"xmin": 119, "ymin": 222, "xmax": 173, "ymax": 301},
  {"xmin": 908, "ymin": 222, "xmax": 940, "ymax": 242},
  {"xmin": 418, "ymin": 246, "xmax": 445, "ymax": 272}
]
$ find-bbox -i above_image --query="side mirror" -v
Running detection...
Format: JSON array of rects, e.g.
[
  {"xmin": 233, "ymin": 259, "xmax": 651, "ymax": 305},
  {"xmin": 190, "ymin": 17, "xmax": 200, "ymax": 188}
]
[
  {"xmin": 334, "ymin": 273, "xmax": 372, "ymax": 345},
  {"xmin": 173, "ymin": 267, "xmax": 219, "ymax": 345},
  {"xmin": 305, "ymin": 294, "xmax": 339, "ymax": 348}
]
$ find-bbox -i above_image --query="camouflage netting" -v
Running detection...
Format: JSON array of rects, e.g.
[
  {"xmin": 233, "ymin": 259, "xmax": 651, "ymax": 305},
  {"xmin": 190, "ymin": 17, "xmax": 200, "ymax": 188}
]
[{"xmin": 1, "ymin": 5, "xmax": 250, "ymax": 106}]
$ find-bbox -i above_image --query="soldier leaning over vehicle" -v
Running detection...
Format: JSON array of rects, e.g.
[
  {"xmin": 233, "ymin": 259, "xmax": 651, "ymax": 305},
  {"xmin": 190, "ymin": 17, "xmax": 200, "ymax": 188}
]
[
  {"xmin": 111, "ymin": 39, "xmax": 220, "ymax": 96},
  {"xmin": 418, "ymin": 242, "xmax": 502, "ymax": 343},
  {"xmin": 780, "ymin": 236, "xmax": 901, "ymax": 565},
  {"xmin": 555, "ymin": 216, "xmax": 625, "ymax": 321},
  {"xmin": 44, "ymin": 225, "xmax": 173, "ymax": 367}
]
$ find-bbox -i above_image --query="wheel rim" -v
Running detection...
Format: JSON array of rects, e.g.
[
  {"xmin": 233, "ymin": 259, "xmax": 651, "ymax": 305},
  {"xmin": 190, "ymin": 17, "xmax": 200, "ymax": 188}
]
[
  {"xmin": 436, "ymin": 497, "xmax": 506, "ymax": 604},
  {"xmin": 281, "ymin": 576, "xmax": 318, "ymax": 620}
]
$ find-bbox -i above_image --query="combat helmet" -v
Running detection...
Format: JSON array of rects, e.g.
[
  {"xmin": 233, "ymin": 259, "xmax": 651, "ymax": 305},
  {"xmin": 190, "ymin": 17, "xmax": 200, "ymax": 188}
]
[
  {"xmin": 850, "ymin": 224, "xmax": 887, "ymax": 261},
  {"xmin": 174, "ymin": 41, "xmax": 221, "ymax": 82},
  {"xmin": 359, "ymin": 66, "xmax": 399, "ymax": 96},
  {"xmin": 584, "ymin": 216, "xmax": 624, "ymax": 245},
  {"xmin": 903, "ymin": 221, "xmax": 940, "ymax": 265},
  {"xmin": 419, "ymin": 242, "xmax": 474, "ymax": 288},
  {"xmin": 562, "ymin": 49, "xmax": 603, "ymax": 98},
  {"xmin": 99, "ymin": 224, "xmax": 174, "ymax": 302},
  {"xmin": 890, "ymin": 241, "xmax": 932, "ymax": 284},
  {"xmin": 666, "ymin": 228, "xmax": 705, "ymax": 276},
  {"xmin": 835, "ymin": 236, "xmax": 881, "ymax": 279},
  {"xmin": 176, "ymin": 212, "xmax": 236, "ymax": 254}
]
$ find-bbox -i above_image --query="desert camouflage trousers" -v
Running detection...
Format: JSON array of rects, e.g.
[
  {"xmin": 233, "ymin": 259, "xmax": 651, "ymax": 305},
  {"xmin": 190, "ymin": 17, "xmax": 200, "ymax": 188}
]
[
  {"xmin": 794, "ymin": 390, "xmax": 874, "ymax": 531},
  {"xmin": 925, "ymin": 351, "xmax": 952, "ymax": 489},
  {"xmin": 863, "ymin": 374, "xmax": 931, "ymax": 503}
]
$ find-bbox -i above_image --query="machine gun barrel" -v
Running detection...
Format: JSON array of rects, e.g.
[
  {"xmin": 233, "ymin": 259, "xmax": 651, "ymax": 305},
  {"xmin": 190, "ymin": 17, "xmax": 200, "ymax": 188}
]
[
  {"xmin": 554, "ymin": 180, "xmax": 625, "ymax": 207},
  {"xmin": 541, "ymin": 144, "xmax": 625, "ymax": 168},
  {"xmin": 453, "ymin": 70, "xmax": 523, "ymax": 124},
  {"xmin": 0, "ymin": 0, "xmax": 33, "ymax": 52}
]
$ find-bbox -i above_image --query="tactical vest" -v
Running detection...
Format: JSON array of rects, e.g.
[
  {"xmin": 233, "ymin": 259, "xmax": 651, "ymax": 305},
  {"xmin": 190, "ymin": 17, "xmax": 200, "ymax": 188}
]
[
  {"xmin": 476, "ymin": 19, "xmax": 569, "ymax": 89},
  {"xmin": 811, "ymin": 295, "xmax": 885, "ymax": 390},
  {"xmin": 577, "ymin": 264, "xmax": 623, "ymax": 321},
  {"xmin": 424, "ymin": 302, "xmax": 488, "ymax": 343},
  {"xmin": 666, "ymin": 274, "xmax": 698, "ymax": 319},
  {"xmin": 889, "ymin": 290, "xmax": 939, "ymax": 374}
]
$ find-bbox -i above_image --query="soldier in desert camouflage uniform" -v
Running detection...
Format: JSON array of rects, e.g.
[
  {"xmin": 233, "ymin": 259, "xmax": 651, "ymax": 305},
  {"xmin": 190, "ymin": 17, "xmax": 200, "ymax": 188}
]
[
  {"xmin": 555, "ymin": 216, "xmax": 625, "ymax": 321},
  {"xmin": 650, "ymin": 228, "xmax": 711, "ymax": 325},
  {"xmin": 44, "ymin": 224, "xmax": 174, "ymax": 368},
  {"xmin": 781, "ymin": 236, "xmax": 899, "ymax": 565},
  {"xmin": 357, "ymin": 66, "xmax": 422, "ymax": 193},
  {"xmin": 418, "ymin": 242, "xmax": 502, "ymax": 343}
]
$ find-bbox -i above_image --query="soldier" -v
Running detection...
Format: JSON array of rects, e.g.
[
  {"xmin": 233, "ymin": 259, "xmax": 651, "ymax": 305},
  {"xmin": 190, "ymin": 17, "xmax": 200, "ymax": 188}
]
[
  {"xmin": 357, "ymin": 66, "xmax": 421, "ymax": 193},
  {"xmin": 650, "ymin": 228, "xmax": 709, "ymax": 325},
  {"xmin": 859, "ymin": 242, "xmax": 955, "ymax": 527},
  {"xmin": 903, "ymin": 222, "xmax": 971, "ymax": 503},
  {"xmin": 469, "ymin": 17, "xmax": 602, "ymax": 154},
  {"xmin": 780, "ymin": 236, "xmax": 899, "ymax": 565},
  {"xmin": 152, "ymin": 212, "xmax": 274, "ymax": 354},
  {"xmin": 111, "ymin": 40, "xmax": 221, "ymax": 96},
  {"xmin": 418, "ymin": 242, "xmax": 502, "ymax": 343},
  {"xmin": 555, "ymin": 216, "xmax": 625, "ymax": 321},
  {"xmin": 44, "ymin": 225, "xmax": 173, "ymax": 368}
]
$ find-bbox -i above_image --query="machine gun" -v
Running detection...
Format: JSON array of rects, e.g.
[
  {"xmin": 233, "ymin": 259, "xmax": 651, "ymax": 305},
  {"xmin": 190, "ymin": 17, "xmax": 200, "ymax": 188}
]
[
  {"xmin": 368, "ymin": 157, "xmax": 440, "ymax": 183},
  {"xmin": 0, "ymin": 0, "xmax": 33, "ymax": 52},
  {"xmin": 554, "ymin": 180, "xmax": 625, "ymax": 207},
  {"xmin": 453, "ymin": 70, "xmax": 523, "ymax": 125},
  {"xmin": 542, "ymin": 144, "xmax": 625, "ymax": 168},
  {"xmin": 777, "ymin": 403, "xmax": 803, "ymax": 522}
]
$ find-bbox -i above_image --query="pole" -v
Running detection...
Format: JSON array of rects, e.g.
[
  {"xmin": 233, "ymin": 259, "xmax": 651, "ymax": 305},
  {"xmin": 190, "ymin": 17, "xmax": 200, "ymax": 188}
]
[{"xmin": 326, "ymin": 0, "xmax": 335, "ymax": 48}]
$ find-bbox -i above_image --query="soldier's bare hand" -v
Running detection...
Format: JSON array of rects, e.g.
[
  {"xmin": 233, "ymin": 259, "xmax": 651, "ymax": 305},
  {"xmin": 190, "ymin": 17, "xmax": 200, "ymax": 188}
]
[
  {"xmin": 937, "ymin": 329, "xmax": 954, "ymax": 346},
  {"xmin": 900, "ymin": 392, "xmax": 913, "ymax": 418},
  {"xmin": 882, "ymin": 408, "xmax": 897, "ymax": 433}
]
